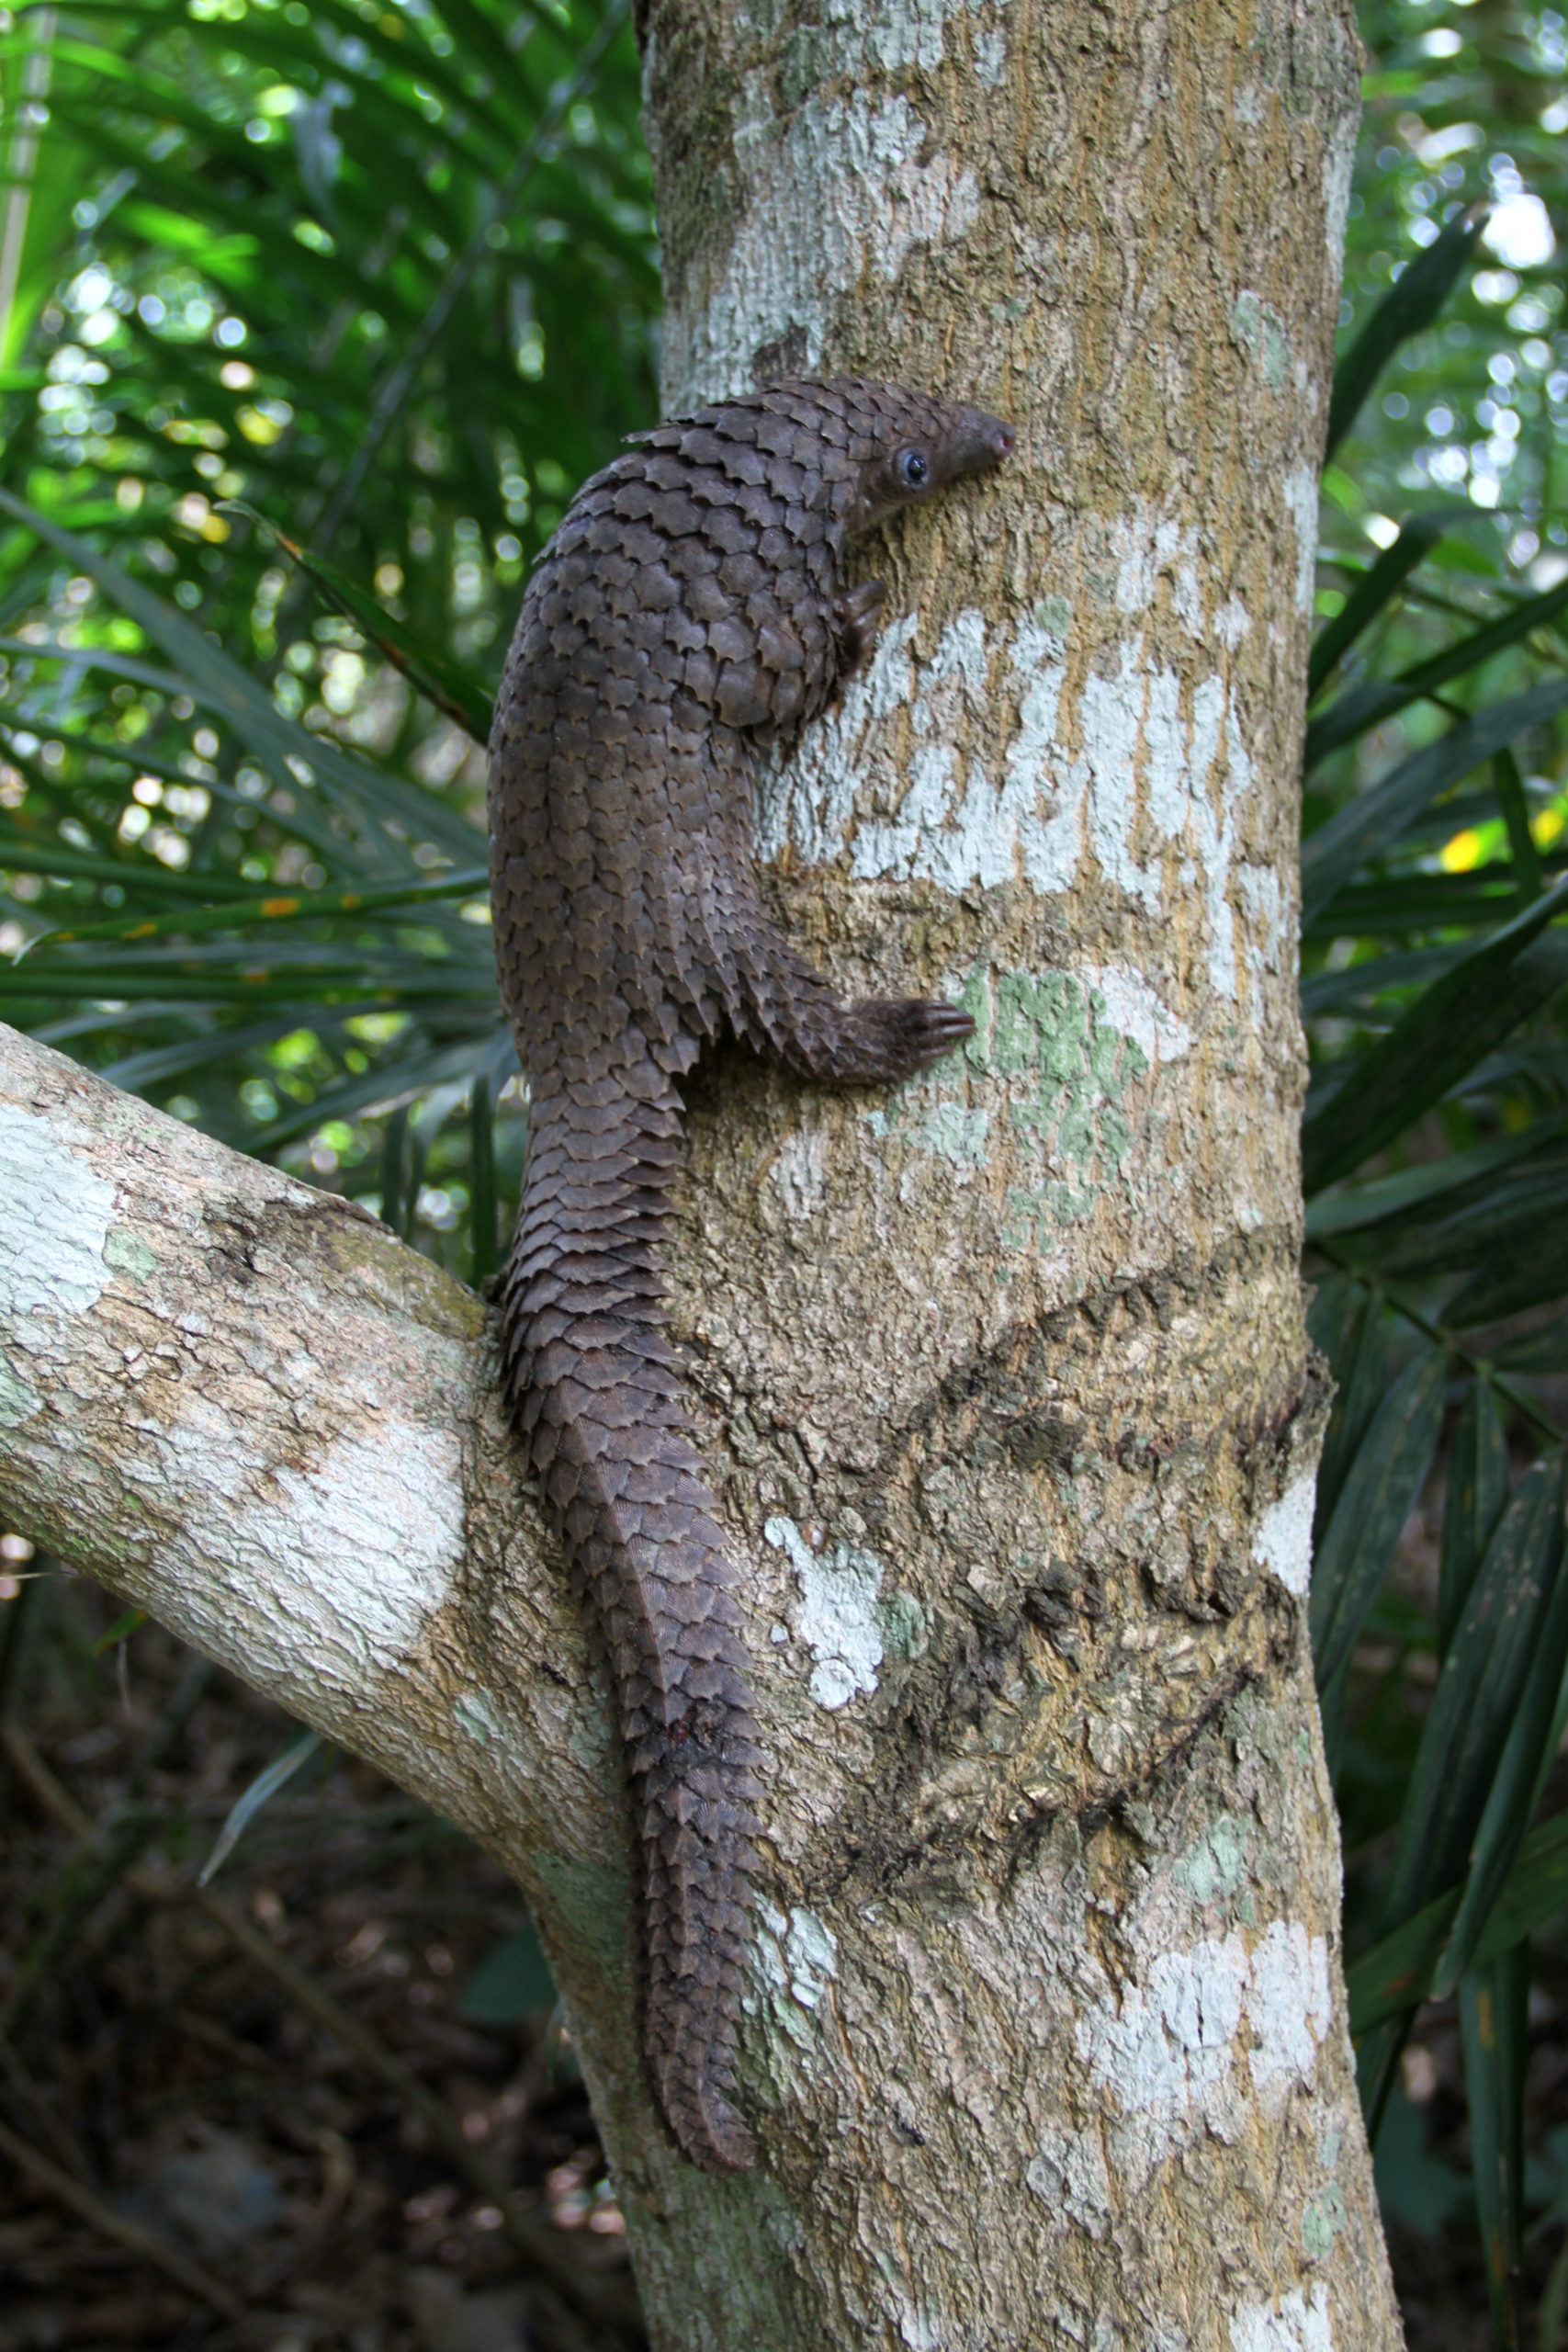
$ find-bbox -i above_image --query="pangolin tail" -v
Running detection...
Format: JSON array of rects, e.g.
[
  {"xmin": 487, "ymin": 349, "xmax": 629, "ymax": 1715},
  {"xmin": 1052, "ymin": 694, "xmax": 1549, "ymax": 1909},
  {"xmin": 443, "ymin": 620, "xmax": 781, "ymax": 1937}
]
[{"xmin": 499, "ymin": 1051, "xmax": 761, "ymax": 2174}]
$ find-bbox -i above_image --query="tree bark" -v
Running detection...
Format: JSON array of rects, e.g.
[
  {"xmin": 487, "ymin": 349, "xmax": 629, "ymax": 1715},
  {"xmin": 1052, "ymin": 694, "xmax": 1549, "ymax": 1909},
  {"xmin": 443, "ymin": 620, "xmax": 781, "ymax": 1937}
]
[{"xmin": 0, "ymin": 0, "xmax": 1407, "ymax": 2341}]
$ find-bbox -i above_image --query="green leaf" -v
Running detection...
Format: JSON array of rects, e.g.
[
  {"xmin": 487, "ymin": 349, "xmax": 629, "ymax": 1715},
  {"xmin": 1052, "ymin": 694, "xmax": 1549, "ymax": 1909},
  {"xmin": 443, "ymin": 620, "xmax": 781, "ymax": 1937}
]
[
  {"xmin": 1376, "ymin": 1163, "xmax": 1568, "ymax": 1286},
  {"xmin": 0, "ymin": 969, "xmax": 467, "ymax": 1005},
  {"xmin": 1308, "ymin": 514, "xmax": 1453, "ymax": 697},
  {"xmin": 90, "ymin": 1606, "xmax": 148, "ymax": 1656},
  {"xmin": 0, "ymin": 831, "xmax": 257, "ymax": 901},
  {"xmin": 1493, "ymin": 747, "xmax": 1544, "ymax": 904},
  {"xmin": 1312, "ymin": 1281, "xmax": 1389, "ymax": 1539},
  {"xmin": 1304, "ymin": 1123, "xmax": 1561, "ymax": 1244},
  {"xmin": 1303, "ymin": 680, "xmax": 1568, "ymax": 922},
  {"xmin": 1436, "ymin": 1457, "xmax": 1568, "ymax": 1996},
  {"xmin": 0, "ymin": 633, "xmax": 194, "ymax": 699},
  {"xmin": 457, "ymin": 1926, "xmax": 557, "ymax": 2023},
  {"xmin": 1304, "ymin": 572, "xmax": 1568, "ymax": 772},
  {"xmin": 1438, "ymin": 1381, "xmax": 1512, "ymax": 1656},
  {"xmin": 33, "ymin": 868, "xmax": 488, "ymax": 949},
  {"xmin": 1301, "ymin": 941, "xmax": 1468, "ymax": 1019},
  {"xmin": 468, "ymin": 1059, "xmax": 500, "ymax": 1290},
  {"xmin": 380, "ymin": 1102, "xmax": 418, "ymax": 1242},
  {"xmin": 1361, "ymin": 1467, "xmax": 1558, "ymax": 2144},
  {"xmin": 1348, "ymin": 1810, "xmax": 1568, "ymax": 2036},
  {"xmin": 1445, "ymin": 1220, "xmax": 1568, "ymax": 1328},
  {"xmin": 101, "ymin": 1017, "xmax": 329, "ymax": 1100},
  {"xmin": 0, "ymin": 486, "xmax": 483, "ymax": 871},
  {"xmin": 1493, "ymin": 1316, "xmax": 1568, "ymax": 1374},
  {"xmin": 1309, "ymin": 1347, "xmax": 1445, "ymax": 1694},
  {"xmin": 1301, "ymin": 904, "xmax": 1568, "ymax": 1194},
  {"xmin": 226, "ymin": 503, "xmax": 495, "ymax": 744},
  {"xmin": 197, "ymin": 1729, "xmax": 328, "ymax": 1887},
  {"xmin": 1385, "ymin": 1462, "xmax": 1565, "ymax": 1930},
  {"xmin": 246, "ymin": 1035, "xmax": 506, "ymax": 1155},
  {"xmin": 1371, "ymin": 2089, "xmax": 1473, "ymax": 2240},
  {"xmin": 1303, "ymin": 865, "xmax": 1562, "ymax": 941},
  {"xmin": 1326, "ymin": 203, "xmax": 1487, "ymax": 458},
  {"xmin": 1461, "ymin": 1948, "xmax": 1530, "ymax": 2349}
]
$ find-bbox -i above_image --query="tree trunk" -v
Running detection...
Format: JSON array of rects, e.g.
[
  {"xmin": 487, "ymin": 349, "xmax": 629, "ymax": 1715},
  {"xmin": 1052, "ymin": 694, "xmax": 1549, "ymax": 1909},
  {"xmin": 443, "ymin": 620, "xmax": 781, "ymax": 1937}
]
[{"xmin": 0, "ymin": 0, "xmax": 1407, "ymax": 2340}]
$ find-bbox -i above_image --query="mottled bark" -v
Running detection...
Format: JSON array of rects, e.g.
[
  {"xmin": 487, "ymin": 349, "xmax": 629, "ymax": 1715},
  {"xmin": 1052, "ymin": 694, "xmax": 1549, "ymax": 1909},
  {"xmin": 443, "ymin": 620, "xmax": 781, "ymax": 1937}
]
[{"xmin": 0, "ymin": 0, "xmax": 1403, "ymax": 2341}]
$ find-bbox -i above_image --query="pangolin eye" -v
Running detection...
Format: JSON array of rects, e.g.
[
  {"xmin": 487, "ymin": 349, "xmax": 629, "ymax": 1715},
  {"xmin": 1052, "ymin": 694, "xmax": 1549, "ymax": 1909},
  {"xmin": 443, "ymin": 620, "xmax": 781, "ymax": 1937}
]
[{"xmin": 897, "ymin": 448, "xmax": 930, "ymax": 488}]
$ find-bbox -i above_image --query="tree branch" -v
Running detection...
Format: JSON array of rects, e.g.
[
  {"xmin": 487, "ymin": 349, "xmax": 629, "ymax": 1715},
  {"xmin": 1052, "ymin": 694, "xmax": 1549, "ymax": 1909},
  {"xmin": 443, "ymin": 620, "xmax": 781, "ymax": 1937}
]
[{"xmin": 0, "ymin": 1020, "xmax": 613, "ymax": 1877}]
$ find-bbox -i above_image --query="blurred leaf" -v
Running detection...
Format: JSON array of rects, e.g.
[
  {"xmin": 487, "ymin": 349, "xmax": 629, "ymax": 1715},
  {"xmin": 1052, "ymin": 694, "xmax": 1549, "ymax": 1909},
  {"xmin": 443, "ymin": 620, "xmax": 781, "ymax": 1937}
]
[
  {"xmin": 223, "ymin": 505, "xmax": 495, "ymax": 746},
  {"xmin": 1326, "ymin": 203, "xmax": 1487, "ymax": 458},
  {"xmin": 1302, "ymin": 903, "xmax": 1568, "ymax": 1194},
  {"xmin": 1438, "ymin": 1381, "xmax": 1512, "ymax": 1656},
  {"xmin": 1309, "ymin": 513, "xmax": 1452, "ymax": 696},
  {"xmin": 457, "ymin": 1925, "xmax": 556, "ymax": 2023},
  {"xmin": 1304, "ymin": 574, "xmax": 1568, "ymax": 773},
  {"xmin": 1348, "ymin": 1810, "xmax": 1568, "ymax": 2036},
  {"xmin": 1310, "ymin": 1347, "xmax": 1445, "ymax": 1694},
  {"xmin": 1461, "ymin": 1948, "xmax": 1530, "ymax": 2348},
  {"xmin": 1303, "ymin": 682, "xmax": 1568, "ymax": 921},
  {"xmin": 198, "ymin": 1729, "xmax": 327, "ymax": 1887}
]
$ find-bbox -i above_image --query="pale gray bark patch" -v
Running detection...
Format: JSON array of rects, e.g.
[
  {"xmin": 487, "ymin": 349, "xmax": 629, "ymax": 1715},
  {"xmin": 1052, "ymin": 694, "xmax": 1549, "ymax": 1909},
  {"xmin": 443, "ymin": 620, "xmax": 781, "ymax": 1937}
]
[
  {"xmin": 757, "ymin": 603, "xmax": 1266, "ymax": 1006},
  {"xmin": 754, "ymin": 1900, "xmax": 839, "ymax": 2014},
  {"xmin": 1283, "ymin": 469, "xmax": 1323, "ymax": 616},
  {"xmin": 0, "ymin": 1099, "xmax": 113, "ymax": 1337},
  {"xmin": 764, "ymin": 1515, "xmax": 886, "ymax": 1706},
  {"xmin": 149, "ymin": 1414, "xmax": 468, "ymax": 1676},
  {"xmin": 1253, "ymin": 1474, "xmax": 1319, "ymax": 1598},
  {"xmin": 1229, "ymin": 2284, "xmax": 1335, "ymax": 2351}
]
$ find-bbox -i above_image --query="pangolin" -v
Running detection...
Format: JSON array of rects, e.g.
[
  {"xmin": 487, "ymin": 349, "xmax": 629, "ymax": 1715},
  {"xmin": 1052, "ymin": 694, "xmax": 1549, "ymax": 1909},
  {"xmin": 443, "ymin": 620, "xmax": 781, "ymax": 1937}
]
[{"xmin": 487, "ymin": 376, "xmax": 1013, "ymax": 2173}]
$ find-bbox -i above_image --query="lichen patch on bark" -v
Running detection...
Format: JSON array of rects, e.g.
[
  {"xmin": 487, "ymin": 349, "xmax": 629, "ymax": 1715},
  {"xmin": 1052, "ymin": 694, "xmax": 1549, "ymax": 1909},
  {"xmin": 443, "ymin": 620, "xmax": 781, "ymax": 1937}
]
[
  {"xmin": 0, "ymin": 1099, "xmax": 114, "ymax": 1340},
  {"xmin": 1252, "ymin": 1472, "xmax": 1319, "ymax": 1599},
  {"xmin": 1229, "ymin": 2283, "xmax": 1336, "ymax": 2351}
]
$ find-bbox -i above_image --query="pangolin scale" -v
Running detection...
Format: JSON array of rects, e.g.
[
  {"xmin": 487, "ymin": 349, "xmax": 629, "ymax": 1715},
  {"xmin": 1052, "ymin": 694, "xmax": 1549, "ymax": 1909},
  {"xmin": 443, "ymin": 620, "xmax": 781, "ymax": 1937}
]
[{"xmin": 487, "ymin": 376, "xmax": 1012, "ymax": 2172}]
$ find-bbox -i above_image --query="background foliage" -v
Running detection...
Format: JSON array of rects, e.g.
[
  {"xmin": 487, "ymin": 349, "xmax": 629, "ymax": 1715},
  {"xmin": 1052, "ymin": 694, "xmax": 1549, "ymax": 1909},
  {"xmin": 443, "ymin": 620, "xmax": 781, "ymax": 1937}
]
[
  {"xmin": 0, "ymin": 0, "xmax": 657, "ymax": 1275},
  {"xmin": 2, "ymin": 0, "xmax": 1568, "ymax": 2343}
]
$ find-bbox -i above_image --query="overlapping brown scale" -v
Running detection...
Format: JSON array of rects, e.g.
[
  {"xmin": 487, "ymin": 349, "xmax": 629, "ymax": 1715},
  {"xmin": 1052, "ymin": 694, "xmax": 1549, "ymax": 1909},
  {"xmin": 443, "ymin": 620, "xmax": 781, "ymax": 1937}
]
[{"xmin": 487, "ymin": 377, "xmax": 1010, "ymax": 2174}]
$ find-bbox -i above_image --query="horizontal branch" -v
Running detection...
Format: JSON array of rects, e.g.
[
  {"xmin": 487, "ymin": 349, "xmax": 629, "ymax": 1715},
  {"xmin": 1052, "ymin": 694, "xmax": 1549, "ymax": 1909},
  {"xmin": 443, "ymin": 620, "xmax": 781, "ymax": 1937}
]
[{"xmin": 0, "ymin": 1021, "xmax": 615, "ymax": 1880}]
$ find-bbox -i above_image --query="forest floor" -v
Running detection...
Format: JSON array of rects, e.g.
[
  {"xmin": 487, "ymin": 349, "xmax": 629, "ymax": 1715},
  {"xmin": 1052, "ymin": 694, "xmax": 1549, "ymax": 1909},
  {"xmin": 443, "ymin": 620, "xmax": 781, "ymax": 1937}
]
[
  {"xmin": 0, "ymin": 1560, "xmax": 1552, "ymax": 2351},
  {"xmin": 0, "ymin": 1568, "xmax": 642, "ymax": 2352}
]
